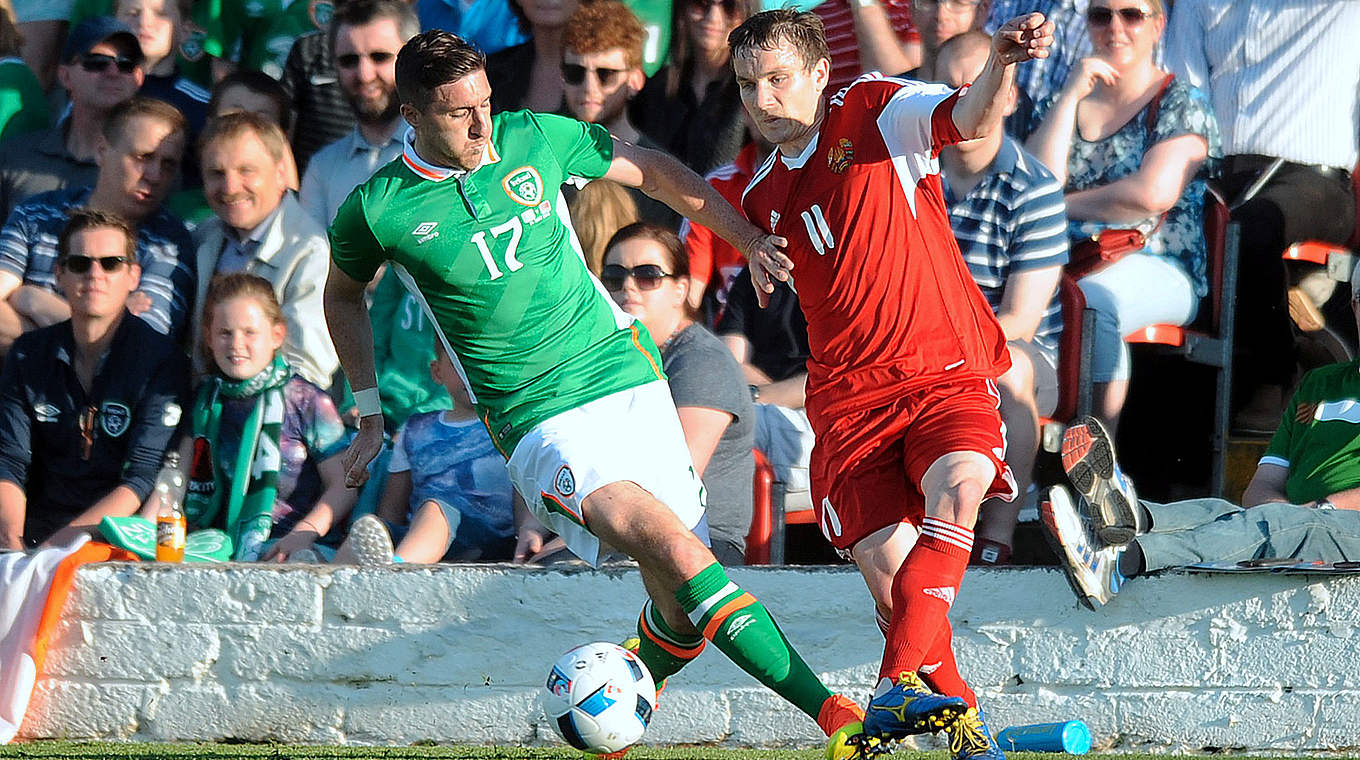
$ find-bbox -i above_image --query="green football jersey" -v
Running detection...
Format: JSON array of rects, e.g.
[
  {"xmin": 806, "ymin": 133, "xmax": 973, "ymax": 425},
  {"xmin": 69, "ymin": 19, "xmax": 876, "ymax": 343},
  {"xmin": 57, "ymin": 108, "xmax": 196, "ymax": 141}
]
[
  {"xmin": 330, "ymin": 110, "xmax": 666, "ymax": 454},
  {"xmin": 1262, "ymin": 359, "xmax": 1360, "ymax": 504}
]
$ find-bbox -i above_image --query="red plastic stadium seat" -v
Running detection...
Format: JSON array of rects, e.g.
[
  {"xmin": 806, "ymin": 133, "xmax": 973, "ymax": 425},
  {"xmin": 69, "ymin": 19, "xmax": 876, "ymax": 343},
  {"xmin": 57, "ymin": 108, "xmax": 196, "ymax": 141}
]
[
  {"xmin": 1281, "ymin": 162, "xmax": 1360, "ymax": 270},
  {"xmin": 1122, "ymin": 188, "xmax": 1239, "ymax": 495},
  {"xmin": 746, "ymin": 449, "xmax": 775, "ymax": 565}
]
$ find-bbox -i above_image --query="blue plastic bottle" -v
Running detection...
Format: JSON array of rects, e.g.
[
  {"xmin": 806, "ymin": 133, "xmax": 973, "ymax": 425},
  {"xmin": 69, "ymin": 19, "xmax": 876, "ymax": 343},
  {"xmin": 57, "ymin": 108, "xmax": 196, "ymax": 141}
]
[{"xmin": 995, "ymin": 720, "xmax": 1092, "ymax": 754}]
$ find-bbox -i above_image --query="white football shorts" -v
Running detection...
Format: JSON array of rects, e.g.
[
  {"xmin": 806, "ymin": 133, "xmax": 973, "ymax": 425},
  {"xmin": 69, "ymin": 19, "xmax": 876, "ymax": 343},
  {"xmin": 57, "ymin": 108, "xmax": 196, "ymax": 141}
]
[{"xmin": 507, "ymin": 379, "xmax": 707, "ymax": 566}]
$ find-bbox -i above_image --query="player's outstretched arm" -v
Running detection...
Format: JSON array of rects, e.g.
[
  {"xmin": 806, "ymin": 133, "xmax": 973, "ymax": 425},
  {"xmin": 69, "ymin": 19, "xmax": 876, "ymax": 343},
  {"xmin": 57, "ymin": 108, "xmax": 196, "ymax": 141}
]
[
  {"xmin": 953, "ymin": 13, "xmax": 1055, "ymax": 140},
  {"xmin": 605, "ymin": 139, "xmax": 792, "ymax": 306},
  {"xmin": 324, "ymin": 261, "xmax": 384, "ymax": 488}
]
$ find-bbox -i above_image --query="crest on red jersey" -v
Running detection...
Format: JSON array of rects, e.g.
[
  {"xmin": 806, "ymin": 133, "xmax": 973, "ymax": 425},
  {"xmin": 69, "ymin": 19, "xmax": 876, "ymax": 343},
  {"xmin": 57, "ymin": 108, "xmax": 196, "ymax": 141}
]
[{"xmin": 827, "ymin": 138, "xmax": 854, "ymax": 174}]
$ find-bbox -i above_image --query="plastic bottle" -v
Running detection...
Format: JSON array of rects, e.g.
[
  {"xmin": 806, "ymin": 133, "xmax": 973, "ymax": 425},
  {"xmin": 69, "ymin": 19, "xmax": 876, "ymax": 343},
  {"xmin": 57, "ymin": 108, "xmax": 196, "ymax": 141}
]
[
  {"xmin": 154, "ymin": 452, "xmax": 187, "ymax": 562},
  {"xmin": 995, "ymin": 720, "xmax": 1092, "ymax": 754}
]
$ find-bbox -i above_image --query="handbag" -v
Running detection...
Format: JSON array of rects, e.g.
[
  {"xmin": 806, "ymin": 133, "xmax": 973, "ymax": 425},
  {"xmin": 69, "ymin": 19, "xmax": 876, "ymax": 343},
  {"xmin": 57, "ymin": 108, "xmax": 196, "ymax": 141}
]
[{"xmin": 1067, "ymin": 73, "xmax": 1175, "ymax": 278}]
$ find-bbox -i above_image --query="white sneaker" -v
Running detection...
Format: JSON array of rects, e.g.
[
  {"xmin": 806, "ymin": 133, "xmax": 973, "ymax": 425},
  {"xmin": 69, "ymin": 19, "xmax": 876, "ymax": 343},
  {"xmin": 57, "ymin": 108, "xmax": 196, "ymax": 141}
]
[
  {"xmin": 1060, "ymin": 416, "xmax": 1144, "ymax": 546},
  {"xmin": 1040, "ymin": 486, "xmax": 1124, "ymax": 608},
  {"xmin": 336, "ymin": 514, "xmax": 394, "ymax": 566}
]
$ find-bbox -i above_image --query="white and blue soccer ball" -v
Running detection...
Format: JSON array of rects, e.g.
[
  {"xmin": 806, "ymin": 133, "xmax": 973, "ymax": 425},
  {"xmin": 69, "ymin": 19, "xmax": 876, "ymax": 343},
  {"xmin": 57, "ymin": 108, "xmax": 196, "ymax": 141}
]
[{"xmin": 540, "ymin": 642, "xmax": 657, "ymax": 755}]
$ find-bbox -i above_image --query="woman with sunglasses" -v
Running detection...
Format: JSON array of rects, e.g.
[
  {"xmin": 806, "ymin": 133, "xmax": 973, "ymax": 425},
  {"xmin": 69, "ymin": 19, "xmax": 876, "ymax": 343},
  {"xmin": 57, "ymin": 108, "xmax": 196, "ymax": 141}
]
[
  {"xmin": 601, "ymin": 222, "xmax": 754, "ymax": 565},
  {"xmin": 629, "ymin": 0, "xmax": 757, "ymax": 175},
  {"xmin": 1027, "ymin": 0, "xmax": 1218, "ymax": 428}
]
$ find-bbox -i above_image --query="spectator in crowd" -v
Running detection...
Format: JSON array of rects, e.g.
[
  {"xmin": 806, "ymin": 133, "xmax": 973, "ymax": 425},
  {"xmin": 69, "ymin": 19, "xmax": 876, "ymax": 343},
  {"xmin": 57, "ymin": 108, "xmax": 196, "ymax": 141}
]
[
  {"xmin": 1166, "ymin": 0, "xmax": 1360, "ymax": 433},
  {"xmin": 0, "ymin": 0, "xmax": 49, "ymax": 142},
  {"xmin": 282, "ymin": 28, "xmax": 358, "ymax": 173},
  {"xmin": 561, "ymin": 0, "xmax": 677, "ymax": 229},
  {"xmin": 416, "ymin": 0, "xmax": 527, "ymax": 57},
  {"xmin": 115, "ymin": 0, "xmax": 210, "ymax": 142},
  {"xmin": 0, "ymin": 17, "xmax": 144, "ymax": 220},
  {"xmin": 815, "ymin": 0, "xmax": 919, "ymax": 93},
  {"xmin": 207, "ymin": 70, "xmax": 300, "ymax": 191},
  {"xmin": 937, "ymin": 31, "xmax": 1067, "ymax": 564},
  {"xmin": 906, "ymin": 0, "xmax": 986, "ymax": 81},
  {"xmin": 183, "ymin": 272, "xmax": 353, "ymax": 562},
  {"xmin": 718, "ymin": 273, "xmax": 813, "ymax": 517},
  {"xmin": 486, "ymin": 0, "xmax": 579, "ymax": 113},
  {"xmin": 985, "ymin": 0, "xmax": 1091, "ymax": 137},
  {"xmin": 682, "ymin": 112, "xmax": 770, "ymax": 320},
  {"xmin": 603, "ymin": 222, "xmax": 753, "ymax": 565},
  {"xmin": 1045, "ymin": 273, "xmax": 1360, "ymax": 605},
  {"xmin": 167, "ymin": 71, "xmax": 302, "ymax": 228},
  {"xmin": 1026, "ymin": 0, "xmax": 1217, "ymax": 428},
  {"xmin": 338, "ymin": 336, "xmax": 518, "ymax": 564},
  {"xmin": 301, "ymin": 0, "xmax": 419, "ymax": 226},
  {"xmin": 630, "ymin": 0, "xmax": 755, "ymax": 175},
  {"xmin": 10, "ymin": 0, "xmax": 65, "ymax": 90},
  {"xmin": 0, "ymin": 97, "xmax": 195, "ymax": 354},
  {"xmin": 0, "ymin": 209, "xmax": 189, "ymax": 550},
  {"xmin": 567, "ymin": 178, "xmax": 638, "ymax": 274},
  {"xmin": 194, "ymin": 112, "xmax": 338, "ymax": 390}
]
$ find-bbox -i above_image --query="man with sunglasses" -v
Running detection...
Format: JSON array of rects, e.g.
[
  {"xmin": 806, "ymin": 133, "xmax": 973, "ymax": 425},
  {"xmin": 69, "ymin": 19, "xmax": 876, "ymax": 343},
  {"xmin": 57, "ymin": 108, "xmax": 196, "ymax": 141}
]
[
  {"xmin": 0, "ymin": 97, "xmax": 196, "ymax": 354},
  {"xmin": 325, "ymin": 29, "xmax": 869, "ymax": 760},
  {"xmin": 0, "ymin": 17, "xmax": 145, "ymax": 221},
  {"xmin": 733, "ymin": 9, "xmax": 1052, "ymax": 757},
  {"xmin": 0, "ymin": 209, "xmax": 189, "ymax": 551},
  {"xmin": 560, "ymin": 0, "xmax": 677, "ymax": 229},
  {"xmin": 300, "ymin": 0, "xmax": 419, "ymax": 226}
]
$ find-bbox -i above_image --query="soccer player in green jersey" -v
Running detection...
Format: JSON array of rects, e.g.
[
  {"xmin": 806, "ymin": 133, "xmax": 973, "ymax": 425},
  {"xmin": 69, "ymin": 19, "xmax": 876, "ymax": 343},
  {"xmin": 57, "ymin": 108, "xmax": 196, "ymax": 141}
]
[{"xmin": 323, "ymin": 30, "xmax": 867, "ymax": 760}]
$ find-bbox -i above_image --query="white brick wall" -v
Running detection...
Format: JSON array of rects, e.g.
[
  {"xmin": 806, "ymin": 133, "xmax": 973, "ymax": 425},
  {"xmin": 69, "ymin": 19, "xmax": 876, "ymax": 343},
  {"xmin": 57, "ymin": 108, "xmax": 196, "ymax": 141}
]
[{"xmin": 16, "ymin": 563, "xmax": 1360, "ymax": 752}]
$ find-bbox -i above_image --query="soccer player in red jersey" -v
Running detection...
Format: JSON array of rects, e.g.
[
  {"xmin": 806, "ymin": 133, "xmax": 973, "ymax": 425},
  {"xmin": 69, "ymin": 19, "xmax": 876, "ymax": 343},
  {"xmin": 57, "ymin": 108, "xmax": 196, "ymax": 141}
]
[{"xmin": 730, "ymin": 9, "xmax": 1054, "ymax": 758}]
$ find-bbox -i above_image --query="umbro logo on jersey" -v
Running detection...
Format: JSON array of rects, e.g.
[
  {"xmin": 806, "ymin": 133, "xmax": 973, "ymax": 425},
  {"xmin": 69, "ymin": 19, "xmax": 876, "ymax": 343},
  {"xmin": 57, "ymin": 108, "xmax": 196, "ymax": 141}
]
[
  {"xmin": 412, "ymin": 222, "xmax": 440, "ymax": 243},
  {"xmin": 769, "ymin": 210, "xmax": 780, "ymax": 232},
  {"xmin": 922, "ymin": 586, "xmax": 956, "ymax": 606}
]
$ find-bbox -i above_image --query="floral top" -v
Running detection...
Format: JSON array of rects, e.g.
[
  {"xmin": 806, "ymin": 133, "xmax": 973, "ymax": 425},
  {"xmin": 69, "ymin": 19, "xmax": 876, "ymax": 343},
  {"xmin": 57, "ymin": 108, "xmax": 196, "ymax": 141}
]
[
  {"xmin": 214, "ymin": 376, "xmax": 349, "ymax": 538},
  {"xmin": 1037, "ymin": 76, "xmax": 1220, "ymax": 296}
]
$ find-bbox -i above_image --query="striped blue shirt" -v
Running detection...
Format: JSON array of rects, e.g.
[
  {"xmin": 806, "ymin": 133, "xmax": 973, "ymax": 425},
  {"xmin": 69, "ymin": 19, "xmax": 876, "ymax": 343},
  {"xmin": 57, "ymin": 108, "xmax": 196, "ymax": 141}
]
[
  {"xmin": 0, "ymin": 186, "xmax": 197, "ymax": 338},
  {"xmin": 943, "ymin": 137, "xmax": 1069, "ymax": 363}
]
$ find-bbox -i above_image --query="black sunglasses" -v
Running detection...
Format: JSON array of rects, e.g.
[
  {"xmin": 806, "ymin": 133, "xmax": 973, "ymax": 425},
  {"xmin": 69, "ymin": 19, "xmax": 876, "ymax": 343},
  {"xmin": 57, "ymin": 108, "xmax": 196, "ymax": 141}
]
[
  {"xmin": 600, "ymin": 264, "xmax": 675, "ymax": 292},
  {"xmin": 60, "ymin": 255, "xmax": 132, "ymax": 274},
  {"xmin": 688, "ymin": 0, "xmax": 739, "ymax": 12},
  {"xmin": 561, "ymin": 63, "xmax": 628, "ymax": 87},
  {"xmin": 1086, "ymin": 6, "xmax": 1155, "ymax": 25},
  {"xmin": 79, "ymin": 53, "xmax": 139, "ymax": 74},
  {"xmin": 336, "ymin": 51, "xmax": 397, "ymax": 69}
]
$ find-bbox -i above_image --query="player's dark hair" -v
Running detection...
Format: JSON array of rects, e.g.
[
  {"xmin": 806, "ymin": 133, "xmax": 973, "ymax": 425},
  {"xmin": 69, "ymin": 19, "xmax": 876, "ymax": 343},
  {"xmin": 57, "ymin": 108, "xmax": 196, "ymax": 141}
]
[
  {"xmin": 58, "ymin": 207, "xmax": 138, "ymax": 263},
  {"xmin": 395, "ymin": 30, "xmax": 487, "ymax": 110},
  {"xmin": 103, "ymin": 96, "xmax": 189, "ymax": 147},
  {"xmin": 728, "ymin": 8, "xmax": 829, "ymax": 72},
  {"xmin": 603, "ymin": 222, "xmax": 691, "ymax": 279},
  {"xmin": 329, "ymin": 0, "xmax": 420, "ymax": 58}
]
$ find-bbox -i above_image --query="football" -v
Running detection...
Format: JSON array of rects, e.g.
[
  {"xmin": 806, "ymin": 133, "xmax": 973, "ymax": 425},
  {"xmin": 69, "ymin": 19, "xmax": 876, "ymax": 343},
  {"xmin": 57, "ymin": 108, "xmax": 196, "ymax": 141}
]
[{"xmin": 540, "ymin": 642, "xmax": 658, "ymax": 755}]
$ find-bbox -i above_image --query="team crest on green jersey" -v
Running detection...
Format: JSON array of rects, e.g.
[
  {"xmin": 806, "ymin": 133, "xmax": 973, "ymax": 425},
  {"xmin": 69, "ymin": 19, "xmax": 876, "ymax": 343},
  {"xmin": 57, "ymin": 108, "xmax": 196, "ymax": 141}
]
[{"xmin": 503, "ymin": 166, "xmax": 545, "ymax": 206}]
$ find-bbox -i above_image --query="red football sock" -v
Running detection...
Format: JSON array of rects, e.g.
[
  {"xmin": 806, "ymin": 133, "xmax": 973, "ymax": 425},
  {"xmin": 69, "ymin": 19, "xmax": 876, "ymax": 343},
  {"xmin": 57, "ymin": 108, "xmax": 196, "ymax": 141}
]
[
  {"xmin": 880, "ymin": 516, "xmax": 973, "ymax": 680},
  {"xmin": 917, "ymin": 618, "xmax": 978, "ymax": 708},
  {"xmin": 876, "ymin": 604, "xmax": 977, "ymax": 708}
]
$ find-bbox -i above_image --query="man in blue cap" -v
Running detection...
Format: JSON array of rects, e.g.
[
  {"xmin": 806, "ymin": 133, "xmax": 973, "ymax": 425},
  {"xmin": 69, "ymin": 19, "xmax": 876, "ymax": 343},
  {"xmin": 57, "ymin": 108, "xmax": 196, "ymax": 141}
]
[{"xmin": 0, "ymin": 17, "xmax": 146, "ymax": 221}]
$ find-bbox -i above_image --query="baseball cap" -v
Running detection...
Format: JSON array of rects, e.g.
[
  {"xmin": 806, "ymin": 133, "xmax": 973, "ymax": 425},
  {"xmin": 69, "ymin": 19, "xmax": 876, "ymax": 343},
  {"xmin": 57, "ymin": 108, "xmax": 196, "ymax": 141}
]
[{"xmin": 61, "ymin": 17, "xmax": 144, "ymax": 65}]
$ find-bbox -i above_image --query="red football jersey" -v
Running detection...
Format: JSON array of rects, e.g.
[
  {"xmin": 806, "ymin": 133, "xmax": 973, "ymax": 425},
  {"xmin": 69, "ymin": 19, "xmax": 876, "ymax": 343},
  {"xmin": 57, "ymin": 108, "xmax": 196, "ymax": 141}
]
[
  {"xmin": 741, "ymin": 75, "xmax": 1010, "ymax": 422},
  {"xmin": 681, "ymin": 142, "xmax": 761, "ymax": 317}
]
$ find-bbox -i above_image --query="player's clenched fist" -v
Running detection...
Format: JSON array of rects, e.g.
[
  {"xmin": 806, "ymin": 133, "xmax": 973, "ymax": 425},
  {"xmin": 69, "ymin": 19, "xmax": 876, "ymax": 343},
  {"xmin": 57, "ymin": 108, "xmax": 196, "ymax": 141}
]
[{"xmin": 994, "ymin": 13, "xmax": 1055, "ymax": 65}]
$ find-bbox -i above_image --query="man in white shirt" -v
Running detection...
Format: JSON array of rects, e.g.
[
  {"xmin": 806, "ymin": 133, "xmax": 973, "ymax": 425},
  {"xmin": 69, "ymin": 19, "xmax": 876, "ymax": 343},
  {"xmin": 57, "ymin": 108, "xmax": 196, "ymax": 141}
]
[
  {"xmin": 298, "ymin": 0, "xmax": 419, "ymax": 225},
  {"xmin": 1166, "ymin": 0, "xmax": 1360, "ymax": 431}
]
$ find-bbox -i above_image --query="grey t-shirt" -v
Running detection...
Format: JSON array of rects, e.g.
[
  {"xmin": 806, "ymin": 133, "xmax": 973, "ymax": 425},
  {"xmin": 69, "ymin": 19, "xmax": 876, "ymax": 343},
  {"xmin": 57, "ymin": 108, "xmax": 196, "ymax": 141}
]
[{"xmin": 661, "ymin": 323, "xmax": 754, "ymax": 561}]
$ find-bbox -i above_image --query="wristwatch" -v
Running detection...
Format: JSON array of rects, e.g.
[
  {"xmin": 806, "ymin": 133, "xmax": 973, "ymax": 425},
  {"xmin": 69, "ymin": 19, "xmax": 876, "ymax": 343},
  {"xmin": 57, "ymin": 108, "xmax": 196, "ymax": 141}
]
[
  {"xmin": 748, "ymin": 384, "xmax": 760, "ymax": 403},
  {"xmin": 1316, "ymin": 498, "xmax": 1337, "ymax": 510}
]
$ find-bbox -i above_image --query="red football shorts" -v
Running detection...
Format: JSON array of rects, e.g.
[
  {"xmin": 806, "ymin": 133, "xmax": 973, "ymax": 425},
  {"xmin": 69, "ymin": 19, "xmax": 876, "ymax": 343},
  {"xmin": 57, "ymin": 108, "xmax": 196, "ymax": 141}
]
[{"xmin": 809, "ymin": 377, "xmax": 1017, "ymax": 552}]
